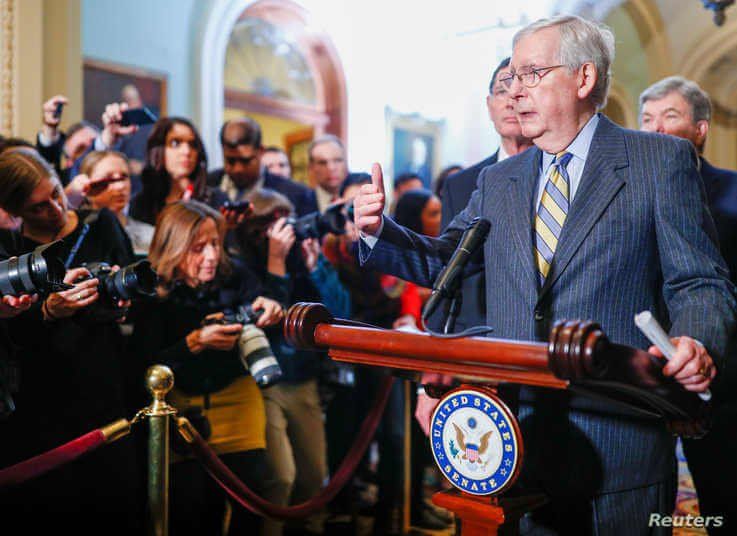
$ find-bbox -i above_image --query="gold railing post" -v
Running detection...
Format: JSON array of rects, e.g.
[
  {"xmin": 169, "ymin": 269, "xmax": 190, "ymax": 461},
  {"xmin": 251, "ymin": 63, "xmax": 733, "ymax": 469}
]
[{"xmin": 144, "ymin": 365, "xmax": 177, "ymax": 536}]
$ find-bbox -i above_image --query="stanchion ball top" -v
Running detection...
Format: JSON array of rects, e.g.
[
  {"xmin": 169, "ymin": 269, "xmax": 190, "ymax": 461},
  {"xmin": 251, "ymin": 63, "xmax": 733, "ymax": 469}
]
[{"xmin": 146, "ymin": 365, "xmax": 174, "ymax": 398}]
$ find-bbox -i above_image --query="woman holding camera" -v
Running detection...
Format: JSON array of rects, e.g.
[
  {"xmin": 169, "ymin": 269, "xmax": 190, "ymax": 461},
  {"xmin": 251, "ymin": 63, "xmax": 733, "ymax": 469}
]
[
  {"xmin": 133, "ymin": 200, "xmax": 284, "ymax": 535},
  {"xmin": 78, "ymin": 150, "xmax": 154, "ymax": 256},
  {"xmin": 130, "ymin": 117, "xmax": 226, "ymax": 225},
  {"xmin": 0, "ymin": 147, "xmax": 141, "ymax": 533}
]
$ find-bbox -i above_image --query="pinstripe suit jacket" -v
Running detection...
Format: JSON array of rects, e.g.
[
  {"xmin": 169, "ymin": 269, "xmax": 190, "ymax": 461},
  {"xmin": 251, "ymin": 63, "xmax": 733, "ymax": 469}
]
[{"xmin": 361, "ymin": 114, "xmax": 737, "ymax": 495}]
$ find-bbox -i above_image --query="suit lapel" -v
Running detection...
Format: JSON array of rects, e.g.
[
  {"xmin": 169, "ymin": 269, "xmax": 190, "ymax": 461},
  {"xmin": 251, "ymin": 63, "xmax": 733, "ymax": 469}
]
[
  {"xmin": 537, "ymin": 116, "xmax": 629, "ymax": 301},
  {"xmin": 502, "ymin": 147, "xmax": 540, "ymax": 290}
]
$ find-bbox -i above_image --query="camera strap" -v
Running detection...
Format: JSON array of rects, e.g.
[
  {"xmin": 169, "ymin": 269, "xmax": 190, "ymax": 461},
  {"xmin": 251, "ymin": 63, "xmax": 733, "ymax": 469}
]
[{"xmin": 64, "ymin": 211, "xmax": 100, "ymax": 268}]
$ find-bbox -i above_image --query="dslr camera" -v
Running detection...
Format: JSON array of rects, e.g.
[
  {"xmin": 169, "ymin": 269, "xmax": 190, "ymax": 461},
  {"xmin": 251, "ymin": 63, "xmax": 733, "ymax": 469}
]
[
  {"xmin": 285, "ymin": 202, "xmax": 348, "ymax": 241},
  {"xmin": 77, "ymin": 259, "xmax": 158, "ymax": 321},
  {"xmin": 203, "ymin": 305, "xmax": 282, "ymax": 388}
]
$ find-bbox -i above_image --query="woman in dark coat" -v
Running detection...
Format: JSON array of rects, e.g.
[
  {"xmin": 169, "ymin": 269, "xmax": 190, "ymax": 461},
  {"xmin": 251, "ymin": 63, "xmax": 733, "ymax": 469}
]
[
  {"xmin": 0, "ymin": 147, "xmax": 141, "ymax": 534},
  {"xmin": 132, "ymin": 200, "xmax": 285, "ymax": 535}
]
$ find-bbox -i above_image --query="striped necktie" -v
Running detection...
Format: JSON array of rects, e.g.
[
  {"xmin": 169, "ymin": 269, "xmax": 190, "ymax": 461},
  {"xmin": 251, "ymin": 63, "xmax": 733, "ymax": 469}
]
[{"xmin": 535, "ymin": 151, "xmax": 573, "ymax": 286}]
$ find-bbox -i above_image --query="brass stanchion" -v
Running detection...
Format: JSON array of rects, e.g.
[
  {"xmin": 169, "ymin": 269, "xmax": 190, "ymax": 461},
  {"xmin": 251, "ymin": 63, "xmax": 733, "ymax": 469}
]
[{"xmin": 144, "ymin": 365, "xmax": 177, "ymax": 536}]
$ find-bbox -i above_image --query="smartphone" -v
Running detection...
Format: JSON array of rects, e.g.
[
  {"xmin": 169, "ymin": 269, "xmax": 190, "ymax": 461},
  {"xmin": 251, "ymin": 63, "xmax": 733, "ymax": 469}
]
[
  {"xmin": 120, "ymin": 107, "xmax": 157, "ymax": 127},
  {"xmin": 53, "ymin": 102, "xmax": 64, "ymax": 121},
  {"xmin": 222, "ymin": 200, "xmax": 251, "ymax": 214}
]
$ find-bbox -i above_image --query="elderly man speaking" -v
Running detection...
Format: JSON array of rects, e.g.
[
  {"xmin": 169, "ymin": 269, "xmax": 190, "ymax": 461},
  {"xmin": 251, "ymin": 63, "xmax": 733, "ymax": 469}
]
[{"xmin": 354, "ymin": 14, "xmax": 736, "ymax": 535}]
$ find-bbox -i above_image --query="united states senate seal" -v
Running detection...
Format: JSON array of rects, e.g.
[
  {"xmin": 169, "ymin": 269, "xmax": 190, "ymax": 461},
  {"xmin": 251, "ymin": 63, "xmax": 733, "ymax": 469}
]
[{"xmin": 430, "ymin": 388, "xmax": 522, "ymax": 496}]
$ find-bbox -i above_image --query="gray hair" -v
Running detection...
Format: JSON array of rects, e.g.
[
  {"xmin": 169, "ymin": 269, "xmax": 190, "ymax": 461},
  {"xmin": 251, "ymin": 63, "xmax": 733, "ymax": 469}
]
[
  {"xmin": 513, "ymin": 15, "xmax": 615, "ymax": 109},
  {"xmin": 308, "ymin": 134, "xmax": 345, "ymax": 162},
  {"xmin": 639, "ymin": 76, "xmax": 712, "ymax": 123}
]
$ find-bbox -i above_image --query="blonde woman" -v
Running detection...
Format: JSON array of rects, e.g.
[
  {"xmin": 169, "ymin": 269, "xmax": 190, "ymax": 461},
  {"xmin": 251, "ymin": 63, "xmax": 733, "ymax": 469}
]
[
  {"xmin": 78, "ymin": 150, "xmax": 154, "ymax": 256},
  {"xmin": 132, "ymin": 200, "xmax": 284, "ymax": 535}
]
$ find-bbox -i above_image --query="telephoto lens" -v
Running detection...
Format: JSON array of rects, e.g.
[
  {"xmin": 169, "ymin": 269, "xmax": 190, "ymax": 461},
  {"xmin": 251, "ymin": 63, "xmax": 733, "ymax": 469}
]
[
  {"xmin": 105, "ymin": 260, "xmax": 158, "ymax": 301},
  {"xmin": 0, "ymin": 240, "xmax": 72, "ymax": 296},
  {"xmin": 285, "ymin": 202, "xmax": 348, "ymax": 241},
  {"xmin": 84, "ymin": 260, "xmax": 158, "ymax": 305},
  {"xmin": 237, "ymin": 323, "xmax": 282, "ymax": 388}
]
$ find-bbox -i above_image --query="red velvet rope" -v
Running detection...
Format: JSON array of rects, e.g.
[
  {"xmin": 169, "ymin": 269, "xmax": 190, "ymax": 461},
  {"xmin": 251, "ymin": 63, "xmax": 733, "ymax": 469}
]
[
  {"xmin": 0, "ymin": 429, "xmax": 106, "ymax": 488},
  {"xmin": 183, "ymin": 375, "xmax": 394, "ymax": 520}
]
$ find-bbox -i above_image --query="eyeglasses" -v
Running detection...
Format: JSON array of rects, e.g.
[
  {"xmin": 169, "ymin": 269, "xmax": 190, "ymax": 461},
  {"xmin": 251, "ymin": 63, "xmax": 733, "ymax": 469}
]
[
  {"xmin": 225, "ymin": 155, "xmax": 258, "ymax": 167},
  {"xmin": 498, "ymin": 65, "xmax": 565, "ymax": 89}
]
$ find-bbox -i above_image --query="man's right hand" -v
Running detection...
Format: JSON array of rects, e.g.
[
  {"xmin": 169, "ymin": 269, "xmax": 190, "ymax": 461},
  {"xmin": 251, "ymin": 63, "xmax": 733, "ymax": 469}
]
[{"xmin": 353, "ymin": 162, "xmax": 385, "ymax": 236}]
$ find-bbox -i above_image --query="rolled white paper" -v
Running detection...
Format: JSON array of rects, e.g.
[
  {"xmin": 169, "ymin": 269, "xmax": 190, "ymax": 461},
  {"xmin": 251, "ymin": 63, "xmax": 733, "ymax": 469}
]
[{"xmin": 634, "ymin": 311, "xmax": 711, "ymax": 402}]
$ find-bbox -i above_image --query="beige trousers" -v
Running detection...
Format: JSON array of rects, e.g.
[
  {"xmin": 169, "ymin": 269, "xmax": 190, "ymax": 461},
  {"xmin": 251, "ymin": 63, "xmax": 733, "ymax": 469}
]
[{"xmin": 261, "ymin": 379, "xmax": 328, "ymax": 535}]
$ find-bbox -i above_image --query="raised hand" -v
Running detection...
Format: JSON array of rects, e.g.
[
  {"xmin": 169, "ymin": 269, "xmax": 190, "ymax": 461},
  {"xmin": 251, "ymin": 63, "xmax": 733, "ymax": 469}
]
[
  {"xmin": 41, "ymin": 95, "xmax": 68, "ymax": 135},
  {"xmin": 101, "ymin": 102, "xmax": 138, "ymax": 148},
  {"xmin": 353, "ymin": 163, "xmax": 386, "ymax": 236}
]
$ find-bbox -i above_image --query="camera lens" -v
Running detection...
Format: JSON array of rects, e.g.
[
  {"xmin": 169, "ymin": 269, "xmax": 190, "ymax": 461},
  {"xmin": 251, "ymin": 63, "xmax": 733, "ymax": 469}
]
[
  {"xmin": 289, "ymin": 205, "xmax": 347, "ymax": 242},
  {"xmin": 110, "ymin": 260, "xmax": 157, "ymax": 300},
  {"xmin": 0, "ymin": 240, "xmax": 70, "ymax": 296},
  {"xmin": 238, "ymin": 324, "xmax": 282, "ymax": 388}
]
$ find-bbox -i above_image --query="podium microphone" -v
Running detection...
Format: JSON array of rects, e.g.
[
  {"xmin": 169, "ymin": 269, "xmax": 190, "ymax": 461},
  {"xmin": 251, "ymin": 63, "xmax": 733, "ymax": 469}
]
[{"xmin": 421, "ymin": 217, "xmax": 492, "ymax": 338}]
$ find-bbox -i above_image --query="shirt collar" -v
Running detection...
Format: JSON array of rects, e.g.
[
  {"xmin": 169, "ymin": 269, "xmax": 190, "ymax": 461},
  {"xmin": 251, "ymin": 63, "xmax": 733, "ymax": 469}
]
[
  {"xmin": 497, "ymin": 144, "xmax": 510, "ymax": 162},
  {"xmin": 220, "ymin": 170, "xmax": 264, "ymax": 201},
  {"xmin": 315, "ymin": 185, "xmax": 338, "ymax": 211},
  {"xmin": 541, "ymin": 113, "xmax": 600, "ymax": 173}
]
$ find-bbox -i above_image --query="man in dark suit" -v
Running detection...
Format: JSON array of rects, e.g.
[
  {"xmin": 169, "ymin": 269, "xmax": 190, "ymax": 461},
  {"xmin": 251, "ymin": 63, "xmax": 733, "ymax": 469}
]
[
  {"xmin": 428, "ymin": 57, "xmax": 533, "ymax": 337},
  {"xmin": 355, "ymin": 15, "xmax": 736, "ymax": 534},
  {"xmin": 440, "ymin": 57, "xmax": 533, "ymax": 227},
  {"xmin": 207, "ymin": 118, "xmax": 318, "ymax": 216},
  {"xmin": 640, "ymin": 75, "xmax": 737, "ymax": 534}
]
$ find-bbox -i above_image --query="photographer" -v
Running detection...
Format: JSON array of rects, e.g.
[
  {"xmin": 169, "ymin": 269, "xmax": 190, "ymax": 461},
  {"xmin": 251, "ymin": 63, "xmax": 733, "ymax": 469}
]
[
  {"xmin": 132, "ymin": 200, "xmax": 284, "ymax": 535},
  {"xmin": 78, "ymin": 150, "xmax": 154, "ymax": 256},
  {"xmin": 0, "ymin": 148, "xmax": 140, "ymax": 533},
  {"xmin": 237, "ymin": 188, "xmax": 350, "ymax": 536}
]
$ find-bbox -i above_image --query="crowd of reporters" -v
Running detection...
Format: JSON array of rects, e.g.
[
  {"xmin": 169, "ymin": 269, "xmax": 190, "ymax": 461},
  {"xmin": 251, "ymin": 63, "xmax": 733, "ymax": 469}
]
[{"xmin": 0, "ymin": 93, "xmax": 450, "ymax": 535}]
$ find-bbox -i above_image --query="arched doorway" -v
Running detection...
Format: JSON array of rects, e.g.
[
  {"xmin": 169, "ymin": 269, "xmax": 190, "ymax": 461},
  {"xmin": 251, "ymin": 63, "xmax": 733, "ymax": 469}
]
[
  {"xmin": 680, "ymin": 13, "xmax": 737, "ymax": 168},
  {"xmin": 197, "ymin": 0, "xmax": 346, "ymax": 183}
]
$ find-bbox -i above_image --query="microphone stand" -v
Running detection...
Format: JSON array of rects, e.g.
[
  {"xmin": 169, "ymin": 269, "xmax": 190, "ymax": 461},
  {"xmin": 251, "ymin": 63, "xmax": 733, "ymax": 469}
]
[{"xmin": 442, "ymin": 289, "xmax": 462, "ymax": 335}]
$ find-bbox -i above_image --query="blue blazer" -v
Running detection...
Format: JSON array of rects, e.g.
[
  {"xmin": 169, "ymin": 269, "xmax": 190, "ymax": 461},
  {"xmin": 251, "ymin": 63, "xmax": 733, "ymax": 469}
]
[{"xmin": 362, "ymin": 115, "xmax": 737, "ymax": 495}]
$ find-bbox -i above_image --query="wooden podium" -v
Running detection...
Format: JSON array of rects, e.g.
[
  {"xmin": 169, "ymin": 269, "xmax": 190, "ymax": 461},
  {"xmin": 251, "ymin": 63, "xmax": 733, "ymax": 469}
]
[{"xmin": 284, "ymin": 303, "xmax": 710, "ymax": 535}]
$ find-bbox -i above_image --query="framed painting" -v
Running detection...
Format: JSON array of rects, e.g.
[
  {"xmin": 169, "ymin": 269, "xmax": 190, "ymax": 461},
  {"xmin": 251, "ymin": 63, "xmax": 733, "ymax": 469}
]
[
  {"xmin": 83, "ymin": 58, "xmax": 167, "ymax": 127},
  {"xmin": 385, "ymin": 107, "xmax": 445, "ymax": 189}
]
